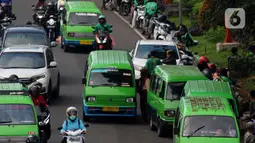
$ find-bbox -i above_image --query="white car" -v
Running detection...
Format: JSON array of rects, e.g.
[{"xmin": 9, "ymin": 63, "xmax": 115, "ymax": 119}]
[
  {"xmin": 130, "ymin": 40, "xmax": 182, "ymax": 80},
  {"xmin": 0, "ymin": 45, "xmax": 60, "ymax": 101}
]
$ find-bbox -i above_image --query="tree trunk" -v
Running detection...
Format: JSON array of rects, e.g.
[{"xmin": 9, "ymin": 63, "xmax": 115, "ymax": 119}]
[{"xmin": 224, "ymin": 27, "xmax": 234, "ymax": 43}]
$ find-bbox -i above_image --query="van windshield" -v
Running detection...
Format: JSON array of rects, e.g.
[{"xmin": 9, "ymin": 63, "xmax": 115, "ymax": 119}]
[
  {"xmin": 0, "ymin": 104, "xmax": 36, "ymax": 125},
  {"xmin": 166, "ymin": 82, "xmax": 185, "ymax": 100},
  {"xmin": 69, "ymin": 12, "xmax": 99, "ymax": 26},
  {"xmin": 182, "ymin": 116, "xmax": 237, "ymax": 138},
  {"xmin": 89, "ymin": 68, "xmax": 134, "ymax": 87}
]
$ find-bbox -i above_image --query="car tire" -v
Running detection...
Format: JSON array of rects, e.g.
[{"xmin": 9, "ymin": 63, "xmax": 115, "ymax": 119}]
[
  {"xmin": 157, "ymin": 119, "xmax": 166, "ymax": 137},
  {"xmin": 149, "ymin": 115, "xmax": 156, "ymax": 131},
  {"xmin": 83, "ymin": 108, "xmax": 90, "ymax": 122},
  {"xmin": 54, "ymin": 74, "xmax": 60, "ymax": 97}
]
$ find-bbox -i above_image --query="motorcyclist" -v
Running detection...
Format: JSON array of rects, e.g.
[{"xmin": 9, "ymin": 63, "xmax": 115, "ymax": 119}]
[
  {"xmin": 93, "ymin": 15, "xmax": 113, "ymax": 49},
  {"xmin": 45, "ymin": 1, "xmax": 60, "ymax": 36},
  {"xmin": 202, "ymin": 68, "xmax": 213, "ymax": 80},
  {"xmin": 0, "ymin": 5, "xmax": 16, "ymax": 20},
  {"xmin": 142, "ymin": 0, "xmax": 158, "ymax": 33},
  {"xmin": 145, "ymin": 50, "xmax": 162, "ymax": 76},
  {"xmin": 197, "ymin": 56, "xmax": 209, "ymax": 72},
  {"xmin": 0, "ymin": 0, "xmax": 12, "ymax": 12},
  {"xmin": 60, "ymin": 107, "xmax": 88, "ymax": 143},
  {"xmin": 33, "ymin": 0, "xmax": 47, "ymax": 11},
  {"xmin": 178, "ymin": 24, "xmax": 194, "ymax": 47},
  {"xmin": 30, "ymin": 84, "xmax": 48, "ymax": 108},
  {"xmin": 208, "ymin": 63, "xmax": 217, "ymax": 74},
  {"xmin": 156, "ymin": 14, "xmax": 177, "ymax": 30},
  {"xmin": 244, "ymin": 122, "xmax": 255, "ymax": 143}
]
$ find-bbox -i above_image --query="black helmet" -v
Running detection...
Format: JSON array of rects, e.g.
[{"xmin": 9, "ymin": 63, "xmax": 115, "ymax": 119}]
[
  {"xmin": 30, "ymin": 85, "xmax": 41, "ymax": 95},
  {"xmin": 202, "ymin": 68, "xmax": 213, "ymax": 80},
  {"xmin": 9, "ymin": 74, "xmax": 19, "ymax": 81},
  {"xmin": 47, "ymin": 1, "xmax": 54, "ymax": 8},
  {"xmin": 157, "ymin": 15, "xmax": 167, "ymax": 22}
]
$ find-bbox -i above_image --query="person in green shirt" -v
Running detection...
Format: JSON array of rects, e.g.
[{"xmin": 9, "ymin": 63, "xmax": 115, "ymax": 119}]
[
  {"xmin": 145, "ymin": 50, "xmax": 162, "ymax": 76},
  {"xmin": 93, "ymin": 15, "xmax": 113, "ymax": 49}
]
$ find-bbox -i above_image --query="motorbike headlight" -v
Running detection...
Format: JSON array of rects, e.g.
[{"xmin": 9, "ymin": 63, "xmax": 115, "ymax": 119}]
[
  {"xmin": 164, "ymin": 110, "xmax": 175, "ymax": 117},
  {"xmin": 38, "ymin": 15, "xmax": 43, "ymax": 19},
  {"xmin": 86, "ymin": 96, "xmax": 96, "ymax": 102},
  {"xmin": 68, "ymin": 32, "xmax": 75, "ymax": 37},
  {"xmin": 32, "ymin": 74, "xmax": 46, "ymax": 80},
  {"xmin": 126, "ymin": 97, "xmax": 134, "ymax": 103},
  {"xmin": 59, "ymin": 7, "xmax": 64, "ymax": 11},
  {"xmin": 134, "ymin": 65, "xmax": 143, "ymax": 71}
]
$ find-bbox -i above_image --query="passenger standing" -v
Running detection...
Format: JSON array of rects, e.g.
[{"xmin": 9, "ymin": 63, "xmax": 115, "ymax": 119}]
[
  {"xmin": 145, "ymin": 50, "xmax": 161, "ymax": 76},
  {"xmin": 139, "ymin": 68, "xmax": 150, "ymax": 121},
  {"xmin": 162, "ymin": 50, "xmax": 176, "ymax": 65}
]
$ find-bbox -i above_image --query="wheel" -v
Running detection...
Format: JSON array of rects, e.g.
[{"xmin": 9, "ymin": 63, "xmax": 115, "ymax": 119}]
[
  {"xmin": 83, "ymin": 108, "xmax": 90, "ymax": 122},
  {"xmin": 54, "ymin": 74, "xmax": 60, "ymax": 97},
  {"xmin": 157, "ymin": 119, "xmax": 166, "ymax": 137},
  {"xmin": 149, "ymin": 115, "xmax": 156, "ymax": 131}
]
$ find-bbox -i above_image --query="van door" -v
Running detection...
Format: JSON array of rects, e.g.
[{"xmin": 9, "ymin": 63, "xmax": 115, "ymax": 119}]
[
  {"xmin": 174, "ymin": 108, "xmax": 182, "ymax": 143},
  {"xmin": 156, "ymin": 80, "xmax": 166, "ymax": 118},
  {"xmin": 148, "ymin": 74, "xmax": 160, "ymax": 121}
]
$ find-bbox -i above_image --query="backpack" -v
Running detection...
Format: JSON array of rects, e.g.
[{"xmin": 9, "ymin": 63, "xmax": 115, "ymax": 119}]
[{"xmin": 65, "ymin": 119, "xmax": 80, "ymax": 128}]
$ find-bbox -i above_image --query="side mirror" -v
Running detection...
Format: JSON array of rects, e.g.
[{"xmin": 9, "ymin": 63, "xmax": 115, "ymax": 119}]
[
  {"xmin": 49, "ymin": 61, "xmax": 57, "ymax": 68},
  {"xmin": 50, "ymin": 41, "xmax": 58, "ymax": 47},
  {"xmin": 173, "ymin": 127, "xmax": 179, "ymax": 135},
  {"xmin": 57, "ymin": 127, "xmax": 62, "ymax": 130},
  {"xmin": 63, "ymin": 19, "xmax": 67, "ymax": 24},
  {"xmin": 129, "ymin": 49, "xmax": 134, "ymax": 57},
  {"xmin": 82, "ymin": 77, "xmax": 86, "ymax": 85},
  {"xmin": 84, "ymin": 124, "xmax": 89, "ymax": 127}
]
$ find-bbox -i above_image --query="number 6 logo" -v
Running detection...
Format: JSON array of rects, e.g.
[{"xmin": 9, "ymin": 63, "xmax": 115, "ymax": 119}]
[{"xmin": 225, "ymin": 8, "xmax": 245, "ymax": 29}]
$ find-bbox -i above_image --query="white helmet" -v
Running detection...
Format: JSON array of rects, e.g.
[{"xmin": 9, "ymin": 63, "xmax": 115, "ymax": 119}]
[{"xmin": 66, "ymin": 106, "xmax": 78, "ymax": 117}]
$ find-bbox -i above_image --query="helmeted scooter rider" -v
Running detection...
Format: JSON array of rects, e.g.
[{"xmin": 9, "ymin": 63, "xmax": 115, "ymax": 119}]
[
  {"xmin": 0, "ymin": 5, "xmax": 16, "ymax": 20},
  {"xmin": 60, "ymin": 107, "xmax": 88, "ymax": 143},
  {"xmin": 33, "ymin": 0, "xmax": 47, "ymax": 11},
  {"xmin": 0, "ymin": 0, "xmax": 12, "ymax": 13},
  {"xmin": 45, "ymin": 1, "xmax": 60, "ymax": 36},
  {"xmin": 93, "ymin": 15, "xmax": 113, "ymax": 49}
]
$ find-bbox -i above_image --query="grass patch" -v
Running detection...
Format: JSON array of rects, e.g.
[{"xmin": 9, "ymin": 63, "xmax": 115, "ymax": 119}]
[{"xmin": 169, "ymin": 16, "xmax": 192, "ymax": 28}]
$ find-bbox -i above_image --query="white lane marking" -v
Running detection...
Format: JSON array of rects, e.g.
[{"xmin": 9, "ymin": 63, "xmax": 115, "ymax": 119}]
[{"xmin": 113, "ymin": 11, "xmax": 146, "ymax": 40}]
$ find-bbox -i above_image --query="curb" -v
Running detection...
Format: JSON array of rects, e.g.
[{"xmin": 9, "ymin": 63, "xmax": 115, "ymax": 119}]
[{"xmin": 113, "ymin": 11, "xmax": 146, "ymax": 40}]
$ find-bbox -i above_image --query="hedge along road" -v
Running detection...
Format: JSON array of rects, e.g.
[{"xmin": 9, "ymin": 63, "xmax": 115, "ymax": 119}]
[{"xmin": 12, "ymin": 0, "xmax": 171, "ymax": 143}]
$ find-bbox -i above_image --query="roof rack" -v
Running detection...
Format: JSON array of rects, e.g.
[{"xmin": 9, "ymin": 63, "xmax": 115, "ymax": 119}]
[{"xmin": 188, "ymin": 97, "xmax": 225, "ymax": 112}]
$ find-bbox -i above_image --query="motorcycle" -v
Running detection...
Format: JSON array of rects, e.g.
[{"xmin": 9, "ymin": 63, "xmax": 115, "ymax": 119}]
[
  {"xmin": 92, "ymin": 25, "xmax": 113, "ymax": 50},
  {"xmin": 35, "ymin": 105, "xmax": 51, "ymax": 143},
  {"xmin": 153, "ymin": 20, "xmax": 177, "ymax": 41},
  {"xmin": 143, "ymin": 15, "xmax": 157, "ymax": 39},
  {"xmin": 119, "ymin": 0, "xmax": 131, "ymax": 16},
  {"xmin": 135, "ymin": 5, "xmax": 145, "ymax": 29},
  {"xmin": 0, "ymin": 16, "xmax": 14, "ymax": 35},
  {"xmin": 46, "ymin": 15, "xmax": 57, "ymax": 42},
  {"xmin": 32, "ymin": 5, "xmax": 47, "ymax": 26},
  {"xmin": 106, "ymin": 0, "xmax": 118, "ymax": 11},
  {"xmin": 58, "ymin": 124, "xmax": 89, "ymax": 143}
]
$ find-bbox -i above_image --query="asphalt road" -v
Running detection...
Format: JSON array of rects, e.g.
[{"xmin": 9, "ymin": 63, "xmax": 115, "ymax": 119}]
[{"xmin": 12, "ymin": 0, "xmax": 171, "ymax": 142}]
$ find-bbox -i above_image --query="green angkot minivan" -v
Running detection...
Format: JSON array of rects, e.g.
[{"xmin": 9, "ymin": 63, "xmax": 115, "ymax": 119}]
[
  {"xmin": 82, "ymin": 50, "xmax": 136, "ymax": 121},
  {"xmin": 183, "ymin": 80, "xmax": 239, "ymax": 118},
  {"xmin": 0, "ymin": 83, "xmax": 39, "ymax": 142},
  {"xmin": 173, "ymin": 96, "xmax": 240, "ymax": 143},
  {"xmin": 147, "ymin": 65, "xmax": 208, "ymax": 137},
  {"xmin": 60, "ymin": 1, "xmax": 101, "ymax": 52}
]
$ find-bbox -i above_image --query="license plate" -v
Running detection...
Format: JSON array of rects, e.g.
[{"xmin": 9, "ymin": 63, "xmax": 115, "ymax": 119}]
[
  {"xmin": 47, "ymin": 26, "xmax": 55, "ymax": 28},
  {"xmin": 102, "ymin": 107, "xmax": 119, "ymax": 112},
  {"xmin": 80, "ymin": 40, "xmax": 92, "ymax": 45}
]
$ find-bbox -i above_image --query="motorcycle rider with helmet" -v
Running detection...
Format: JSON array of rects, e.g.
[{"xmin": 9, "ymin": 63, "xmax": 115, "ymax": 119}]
[
  {"xmin": 208, "ymin": 63, "xmax": 217, "ymax": 74},
  {"xmin": 45, "ymin": 1, "xmax": 60, "ymax": 36},
  {"xmin": 0, "ymin": 5, "xmax": 16, "ymax": 21},
  {"xmin": 60, "ymin": 107, "xmax": 88, "ymax": 143},
  {"xmin": 178, "ymin": 24, "xmax": 194, "ymax": 47},
  {"xmin": 197, "ymin": 56, "xmax": 209, "ymax": 72},
  {"xmin": 142, "ymin": 0, "xmax": 158, "ymax": 34},
  {"xmin": 93, "ymin": 15, "xmax": 113, "ymax": 49},
  {"xmin": 0, "ymin": 0, "xmax": 12, "ymax": 12},
  {"xmin": 30, "ymin": 84, "xmax": 48, "ymax": 108},
  {"xmin": 33, "ymin": 0, "xmax": 46, "ymax": 11}
]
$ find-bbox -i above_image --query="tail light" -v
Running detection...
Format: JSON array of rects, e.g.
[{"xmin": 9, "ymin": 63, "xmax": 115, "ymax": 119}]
[
  {"xmin": 68, "ymin": 32, "xmax": 75, "ymax": 37},
  {"xmin": 164, "ymin": 110, "xmax": 175, "ymax": 117}
]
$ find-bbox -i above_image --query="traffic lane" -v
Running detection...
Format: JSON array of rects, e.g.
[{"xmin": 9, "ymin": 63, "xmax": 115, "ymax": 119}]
[
  {"xmin": 13, "ymin": 0, "xmax": 34, "ymax": 24},
  {"xmin": 13, "ymin": 0, "xmax": 171, "ymax": 143}
]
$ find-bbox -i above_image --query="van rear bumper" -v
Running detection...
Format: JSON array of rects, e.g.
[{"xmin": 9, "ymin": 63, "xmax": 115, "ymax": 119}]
[
  {"xmin": 83, "ymin": 103, "xmax": 136, "ymax": 117},
  {"xmin": 63, "ymin": 37, "xmax": 95, "ymax": 46}
]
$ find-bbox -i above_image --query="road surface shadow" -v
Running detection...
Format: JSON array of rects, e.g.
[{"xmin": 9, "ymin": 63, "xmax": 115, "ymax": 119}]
[
  {"xmin": 87, "ymin": 116, "xmax": 148, "ymax": 125},
  {"xmin": 59, "ymin": 75, "xmax": 83, "ymax": 85}
]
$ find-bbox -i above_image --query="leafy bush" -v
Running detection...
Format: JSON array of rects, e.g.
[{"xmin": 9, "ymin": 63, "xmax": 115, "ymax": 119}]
[
  {"xmin": 192, "ymin": 1, "xmax": 203, "ymax": 16},
  {"xmin": 228, "ymin": 57, "xmax": 255, "ymax": 76},
  {"xmin": 182, "ymin": 0, "xmax": 203, "ymax": 8},
  {"xmin": 204, "ymin": 26, "xmax": 225, "ymax": 43}
]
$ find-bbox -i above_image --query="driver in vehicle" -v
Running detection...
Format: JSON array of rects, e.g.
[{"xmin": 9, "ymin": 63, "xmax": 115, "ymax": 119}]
[{"xmin": 60, "ymin": 107, "xmax": 88, "ymax": 143}]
